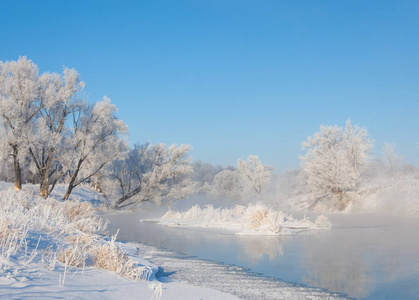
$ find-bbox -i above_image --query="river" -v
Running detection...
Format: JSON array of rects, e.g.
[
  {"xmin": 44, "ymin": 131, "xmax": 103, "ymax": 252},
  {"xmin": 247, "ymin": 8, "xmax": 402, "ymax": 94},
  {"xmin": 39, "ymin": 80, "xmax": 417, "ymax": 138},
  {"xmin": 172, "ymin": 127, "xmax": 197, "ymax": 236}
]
[{"xmin": 105, "ymin": 211, "xmax": 419, "ymax": 300}]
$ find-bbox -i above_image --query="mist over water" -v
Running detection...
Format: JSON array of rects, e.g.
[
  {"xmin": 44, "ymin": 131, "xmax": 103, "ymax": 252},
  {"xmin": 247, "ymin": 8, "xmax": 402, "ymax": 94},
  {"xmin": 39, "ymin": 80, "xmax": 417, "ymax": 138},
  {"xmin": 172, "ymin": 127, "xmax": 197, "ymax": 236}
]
[{"xmin": 106, "ymin": 211, "xmax": 419, "ymax": 300}]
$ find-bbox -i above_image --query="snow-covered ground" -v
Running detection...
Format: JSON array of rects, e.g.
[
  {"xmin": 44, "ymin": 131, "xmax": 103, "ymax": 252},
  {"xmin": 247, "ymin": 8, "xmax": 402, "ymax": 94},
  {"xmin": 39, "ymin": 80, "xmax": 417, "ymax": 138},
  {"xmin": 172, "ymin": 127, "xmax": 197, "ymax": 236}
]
[
  {"xmin": 0, "ymin": 183, "xmax": 238, "ymax": 299},
  {"xmin": 0, "ymin": 240, "xmax": 239, "ymax": 300},
  {"xmin": 0, "ymin": 182, "xmax": 346, "ymax": 299}
]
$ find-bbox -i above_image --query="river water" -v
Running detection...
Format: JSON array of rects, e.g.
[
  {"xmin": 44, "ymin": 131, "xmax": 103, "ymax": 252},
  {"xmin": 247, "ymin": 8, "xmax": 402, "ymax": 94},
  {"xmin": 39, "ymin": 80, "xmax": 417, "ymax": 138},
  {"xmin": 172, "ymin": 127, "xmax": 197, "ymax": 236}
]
[{"xmin": 105, "ymin": 212, "xmax": 419, "ymax": 300}]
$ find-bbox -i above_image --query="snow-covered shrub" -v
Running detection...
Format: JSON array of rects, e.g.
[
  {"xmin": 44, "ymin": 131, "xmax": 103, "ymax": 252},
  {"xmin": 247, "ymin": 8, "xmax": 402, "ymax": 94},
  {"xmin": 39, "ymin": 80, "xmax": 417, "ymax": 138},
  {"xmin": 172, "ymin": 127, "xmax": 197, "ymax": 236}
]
[
  {"xmin": 315, "ymin": 215, "xmax": 332, "ymax": 229},
  {"xmin": 242, "ymin": 203, "xmax": 291, "ymax": 233},
  {"xmin": 92, "ymin": 235, "xmax": 151, "ymax": 280},
  {"xmin": 162, "ymin": 203, "xmax": 329, "ymax": 234},
  {"xmin": 0, "ymin": 189, "xmax": 33, "ymax": 269},
  {"xmin": 0, "ymin": 187, "xmax": 151, "ymax": 281},
  {"xmin": 59, "ymin": 200, "xmax": 108, "ymax": 235},
  {"xmin": 58, "ymin": 244, "xmax": 89, "ymax": 268}
]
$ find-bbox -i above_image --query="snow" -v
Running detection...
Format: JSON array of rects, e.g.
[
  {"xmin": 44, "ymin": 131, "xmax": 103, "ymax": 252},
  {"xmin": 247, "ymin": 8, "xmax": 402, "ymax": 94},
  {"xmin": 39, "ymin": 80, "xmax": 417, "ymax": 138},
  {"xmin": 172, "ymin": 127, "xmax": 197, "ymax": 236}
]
[
  {"xmin": 150, "ymin": 203, "xmax": 331, "ymax": 235},
  {"xmin": 0, "ymin": 241, "xmax": 239, "ymax": 300},
  {"xmin": 0, "ymin": 183, "xmax": 238, "ymax": 300}
]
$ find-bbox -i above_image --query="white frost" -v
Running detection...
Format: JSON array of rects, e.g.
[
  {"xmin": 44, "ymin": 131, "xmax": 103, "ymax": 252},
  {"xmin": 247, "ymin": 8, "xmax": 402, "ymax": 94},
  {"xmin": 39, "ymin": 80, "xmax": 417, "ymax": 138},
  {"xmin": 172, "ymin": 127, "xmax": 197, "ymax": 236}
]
[{"xmin": 158, "ymin": 203, "xmax": 331, "ymax": 235}]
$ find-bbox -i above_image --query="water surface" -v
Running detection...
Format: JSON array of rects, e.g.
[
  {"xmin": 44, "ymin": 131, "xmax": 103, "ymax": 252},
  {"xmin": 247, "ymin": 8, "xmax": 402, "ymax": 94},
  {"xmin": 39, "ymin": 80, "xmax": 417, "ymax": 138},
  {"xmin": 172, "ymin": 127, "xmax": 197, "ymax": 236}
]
[{"xmin": 105, "ymin": 212, "xmax": 419, "ymax": 299}]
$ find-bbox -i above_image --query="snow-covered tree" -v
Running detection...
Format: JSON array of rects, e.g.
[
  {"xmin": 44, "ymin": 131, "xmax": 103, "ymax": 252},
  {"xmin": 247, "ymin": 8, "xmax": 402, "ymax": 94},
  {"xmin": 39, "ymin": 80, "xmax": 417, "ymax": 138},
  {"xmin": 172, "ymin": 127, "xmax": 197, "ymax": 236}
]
[
  {"xmin": 204, "ymin": 155, "xmax": 273, "ymax": 201},
  {"xmin": 28, "ymin": 67, "xmax": 85, "ymax": 197},
  {"xmin": 0, "ymin": 57, "xmax": 41, "ymax": 191},
  {"xmin": 61, "ymin": 97, "xmax": 128, "ymax": 199},
  {"xmin": 344, "ymin": 120, "xmax": 373, "ymax": 174},
  {"xmin": 105, "ymin": 143, "xmax": 198, "ymax": 208},
  {"xmin": 206, "ymin": 169, "xmax": 245, "ymax": 200},
  {"xmin": 382, "ymin": 143, "xmax": 402, "ymax": 176},
  {"xmin": 237, "ymin": 155, "xmax": 273, "ymax": 195},
  {"xmin": 300, "ymin": 120, "xmax": 373, "ymax": 208},
  {"xmin": 191, "ymin": 161, "xmax": 223, "ymax": 187}
]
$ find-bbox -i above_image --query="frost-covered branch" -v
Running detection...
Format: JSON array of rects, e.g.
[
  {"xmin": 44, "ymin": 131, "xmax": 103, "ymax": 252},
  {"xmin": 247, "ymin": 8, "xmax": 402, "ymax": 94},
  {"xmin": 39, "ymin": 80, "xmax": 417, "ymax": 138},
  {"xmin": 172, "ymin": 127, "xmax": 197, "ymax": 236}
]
[
  {"xmin": 60, "ymin": 98, "xmax": 127, "ymax": 199},
  {"xmin": 103, "ymin": 143, "xmax": 198, "ymax": 209}
]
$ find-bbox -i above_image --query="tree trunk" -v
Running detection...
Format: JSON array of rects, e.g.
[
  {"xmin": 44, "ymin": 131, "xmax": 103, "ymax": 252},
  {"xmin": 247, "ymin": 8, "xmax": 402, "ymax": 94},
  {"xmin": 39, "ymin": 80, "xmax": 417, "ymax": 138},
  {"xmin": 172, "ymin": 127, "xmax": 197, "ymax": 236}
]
[
  {"xmin": 13, "ymin": 156, "xmax": 22, "ymax": 191},
  {"xmin": 39, "ymin": 171, "xmax": 49, "ymax": 198},
  {"xmin": 64, "ymin": 159, "xmax": 84, "ymax": 200},
  {"xmin": 334, "ymin": 190, "xmax": 347, "ymax": 211},
  {"xmin": 39, "ymin": 150, "xmax": 56, "ymax": 198},
  {"xmin": 113, "ymin": 186, "xmax": 142, "ymax": 208},
  {"xmin": 64, "ymin": 184, "xmax": 74, "ymax": 200}
]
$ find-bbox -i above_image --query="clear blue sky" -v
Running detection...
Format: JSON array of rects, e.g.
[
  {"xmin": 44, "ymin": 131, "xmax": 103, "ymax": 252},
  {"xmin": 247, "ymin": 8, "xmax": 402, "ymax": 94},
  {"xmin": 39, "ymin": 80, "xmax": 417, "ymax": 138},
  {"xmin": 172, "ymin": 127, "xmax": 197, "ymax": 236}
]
[{"xmin": 1, "ymin": 0, "xmax": 418, "ymax": 172}]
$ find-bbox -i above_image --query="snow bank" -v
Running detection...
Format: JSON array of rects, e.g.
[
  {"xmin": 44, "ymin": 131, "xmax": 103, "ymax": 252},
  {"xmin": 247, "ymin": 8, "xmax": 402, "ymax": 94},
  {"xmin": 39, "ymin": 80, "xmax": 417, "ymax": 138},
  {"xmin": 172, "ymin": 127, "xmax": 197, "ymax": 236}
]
[
  {"xmin": 0, "ymin": 187, "xmax": 149, "ymax": 280},
  {"xmin": 158, "ymin": 203, "xmax": 331, "ymax": 235}
]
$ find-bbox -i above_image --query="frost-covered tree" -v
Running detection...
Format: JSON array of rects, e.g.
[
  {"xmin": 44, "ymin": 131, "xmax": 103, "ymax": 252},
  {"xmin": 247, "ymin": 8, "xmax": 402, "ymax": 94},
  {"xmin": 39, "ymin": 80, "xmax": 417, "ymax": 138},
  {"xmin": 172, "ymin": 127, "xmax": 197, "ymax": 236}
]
[
  {"xmin": 61, "ymin": 97, "xmax": 128, "ymax": 199},
  {"xmin": 300, "ymin": 120, "xmax": 373, "ymax": 208},
  {"xmin": 0, "ymin": 57, "xmax": 41, "ymax": 191},
  {"xmin": 206, "ymin": 169, "xmax": 245, "ymax": 200},
  {"xmin": 0, "ymin": 142, "xmax": 14, "ymax": 182},
  {"xmin": 105, "ymin": 143, "xmax": 197, "ymax": 208},
  {"xmin": 205, "ymin": 155, "xmax": 273, "ymax": 201},
  {"xmin": 382, "ymin": 143, "xmax": 402, "ymax": 176},
  {"xmin": 28, "ymin": 67, "xmax": 84, "ymax": 197},
  {"xmin": 344, "ymin": 120, "xmax": 373, "ymax": 174},
  {"xmin": 191, "ymin": 161, "xmax": 223, "ymax": 187},
  {"xmin": 237, "ymin": 155, "xmax": 273, "ymax": 194}
]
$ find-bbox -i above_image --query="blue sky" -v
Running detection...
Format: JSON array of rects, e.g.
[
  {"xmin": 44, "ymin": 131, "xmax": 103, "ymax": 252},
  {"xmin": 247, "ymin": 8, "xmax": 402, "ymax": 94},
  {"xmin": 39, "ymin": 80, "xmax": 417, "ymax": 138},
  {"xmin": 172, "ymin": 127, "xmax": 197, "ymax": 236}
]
[{"xmin": 1, "ymin": 0, "xmax": 418, "ymax": 172}]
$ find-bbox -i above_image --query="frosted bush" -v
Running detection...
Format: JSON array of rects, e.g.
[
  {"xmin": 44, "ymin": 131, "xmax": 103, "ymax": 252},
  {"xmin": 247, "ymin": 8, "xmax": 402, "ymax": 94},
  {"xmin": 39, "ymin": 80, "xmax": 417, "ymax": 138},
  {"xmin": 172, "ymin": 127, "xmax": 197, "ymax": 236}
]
[
  {"xmin": 0, "ymin": 190, "xmax": 33, "ymax": 269},
  {"xmin": 183, "ymin": 205, "xmax": 202, "ymax": 220},
  {"xmin": 315, "ymin": 215, "xmax": 332, "ymax": 229},
  {"xmin": 42, "ymin": 249, "xmax": 57, "ymax": 271},
  {"xmin": 58, "ymin": 244, "xmax": 89, "ymax": 268},
  {"xmin": 242, "ymin": 203, "xmax": 293, "ymax": 233},
  {"xmin": 0, "ymin": 187, "xmax": 150, "ymax": 281},
  {"xmin": 58, "ymin": 200, "xmax": 108, "ymax": 235},
  {"xmin": 92, "ymin": 235, "xmax": 151, "ymax": 281},
  {"xmin": 162, "ymin": 203, "xmax": 329, "ymax": 234}
]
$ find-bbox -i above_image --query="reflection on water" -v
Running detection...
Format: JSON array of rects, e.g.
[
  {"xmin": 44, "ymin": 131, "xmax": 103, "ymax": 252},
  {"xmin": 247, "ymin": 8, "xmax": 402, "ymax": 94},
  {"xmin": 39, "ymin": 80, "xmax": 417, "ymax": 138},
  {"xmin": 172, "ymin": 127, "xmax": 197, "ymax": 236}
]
[
  {"xmin": 302, "ymin": 230, "xmax": 371, "ymax": 299},
  {"xmin": 237, "ymin": 235, "xmax": 285, "ymax": 265},
  {"xmin": 105, "ymin": 212, "xmax": 419, "ymax": 300}
]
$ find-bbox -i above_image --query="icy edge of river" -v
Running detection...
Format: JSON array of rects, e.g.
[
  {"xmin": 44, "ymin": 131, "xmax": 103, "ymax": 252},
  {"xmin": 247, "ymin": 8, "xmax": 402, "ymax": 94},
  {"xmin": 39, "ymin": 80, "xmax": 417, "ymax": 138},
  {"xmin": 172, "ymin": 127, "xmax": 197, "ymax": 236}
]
[{"xmin": 133, "ymin": 241, "xmax": 351, "ymax": 300}]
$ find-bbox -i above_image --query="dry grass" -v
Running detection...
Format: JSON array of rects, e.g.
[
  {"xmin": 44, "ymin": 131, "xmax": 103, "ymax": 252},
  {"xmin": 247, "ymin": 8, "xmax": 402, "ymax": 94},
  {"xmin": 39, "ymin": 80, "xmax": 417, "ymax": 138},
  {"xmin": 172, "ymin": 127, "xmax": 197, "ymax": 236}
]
[
  {"xmin": 58, "ymin": 245, "xmax": 87, "ymax": 268},
  {"xmin": 0, "ymin": 187, "xmax": 150, "ymax": 281},
  {"xmin": 92, "ymin": 235, "xmax": 151, "ymax": 280},
  {"xmin": 246, "ymin": 207, "xmax": 269, "ymax": 228}
]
